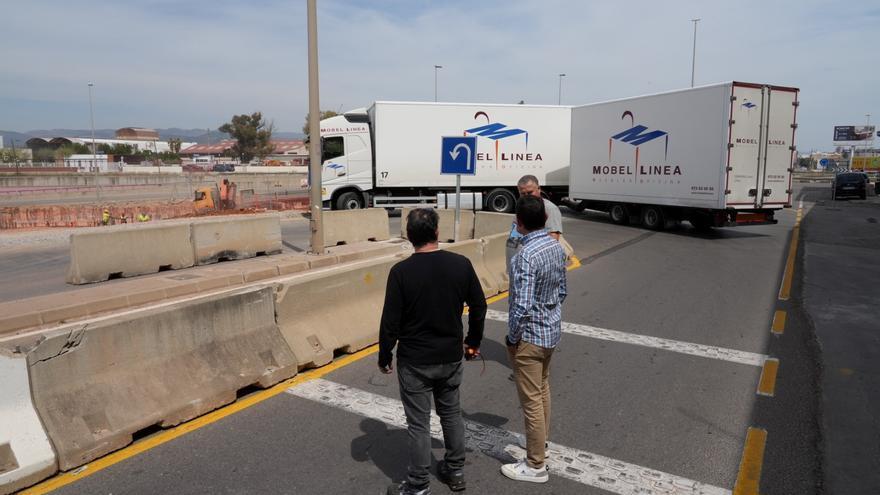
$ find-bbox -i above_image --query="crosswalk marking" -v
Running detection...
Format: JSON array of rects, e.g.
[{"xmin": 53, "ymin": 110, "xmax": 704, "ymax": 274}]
[
  {"xmin": 485, "ymin": 310, "xmax": 769, "ymax": 367},
  {"xmin": 288, "ymin": 378, "xmax": 730, "ymax": 495}
]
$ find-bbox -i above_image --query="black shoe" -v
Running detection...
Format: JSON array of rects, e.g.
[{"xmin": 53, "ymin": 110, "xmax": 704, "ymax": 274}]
[
  {"xmin": 387, "ymin": 481, "xmax": 431, "ymax": 495},
  {"xmin": 437, "ymin": 461, "xmax": 466, "ymax": 491}
]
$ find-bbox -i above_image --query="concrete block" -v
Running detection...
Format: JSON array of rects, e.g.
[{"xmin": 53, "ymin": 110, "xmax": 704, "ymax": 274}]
[
  {"xmin": 307, "ymin": 254, "xmax": 339, "ymax": 269},
  {"xmin": 191, "ymin": 214, "xmax": 282, "ymax": 265},
  {"xmin": 27, "ymin": 286, "xmax": 298, "ymax": 471},
  {"xmin": 401, "ymin": 208, "xmax": 475, "ymax": 243},
  {"xmin": 274, "ymin": 255, "xmax": 401, "ymax": 369},
  {"xmin": 0, "ymin": 311, "xmax": 42, "ymax": 336},
  {"xmin": 0, "ymin": 355, "xmax": 57, "ymax": 495},
  {"xmin": 322, "ymin": 209, "xmax": 390, "ymax": 247},
  {"xmin": 481, "ymin": 233, "xmax": 510, "ymax": 292},
  {"xmin": 440, "ymin": 239, "xmax": 500, "ymax": 297},
  {"xmin": 475, "ymin": 212, "xmax": 515, "ymax": 239},
  {"xmin": 276, "ymin": 258, "xmax": 310, "ymax": 275},
  {"xmin": 241, "ymin": 264, "xmax": 281, "ymax": 283},
  {"xmin": 66, "ymin": 223, "xmax": 195, "ymax": 284}
]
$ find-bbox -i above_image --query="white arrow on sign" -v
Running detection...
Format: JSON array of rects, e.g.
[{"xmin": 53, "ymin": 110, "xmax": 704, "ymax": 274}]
[{"xmin": 449, "ymin": 143, "xmax": 473, "ymax": 171}]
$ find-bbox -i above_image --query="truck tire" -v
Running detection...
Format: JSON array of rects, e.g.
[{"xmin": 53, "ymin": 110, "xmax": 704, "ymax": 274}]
[
  {"xmin": 485, "ymin": 188, "xmax": 516, "ymax": 213},
  {"xmin": 336, "ymin": 191, "xmax": 364, "ymax": 210},
  {"xmin": 609, "ymin": 204, "xmax": 629, "ymax": 225},
  {"xmin": 641, "ymin": 205, "xmax": 666, "ymax": 230}
]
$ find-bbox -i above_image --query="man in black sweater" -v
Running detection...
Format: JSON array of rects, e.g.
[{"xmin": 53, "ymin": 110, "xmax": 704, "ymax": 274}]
[{"xmin": 379, "ymin": 208, "xmax": 487, "ymax": 495}]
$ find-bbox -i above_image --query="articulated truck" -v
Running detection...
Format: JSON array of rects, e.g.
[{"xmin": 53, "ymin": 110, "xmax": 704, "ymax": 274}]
[
  {"xmin": 318, "ymin": 102, "xmax": 570, "ymax": 212},
  {"xmin": 566, "ymin": 82, "xmax": 799, "ymax": 229}
]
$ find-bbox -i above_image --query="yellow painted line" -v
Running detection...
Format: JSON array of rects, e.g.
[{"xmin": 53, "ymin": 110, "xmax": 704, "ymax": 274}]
[
  {"xmin": 778, "ymin": 225, "xmax": 799, "ymax": 301},
  {"xmin": 20, "ymin": 346, "xmax": 379, "ymax": 495},
  {"xmin": 757, "ymin": 358, "xmax": 780, "ymax": 397},
  {"xmin": 771, "ymin": 310, "xmax": 787, "ymax": 335},
  {"xmin": 733, "ymin": 427, "xmax": 768, "ymax": 495}
]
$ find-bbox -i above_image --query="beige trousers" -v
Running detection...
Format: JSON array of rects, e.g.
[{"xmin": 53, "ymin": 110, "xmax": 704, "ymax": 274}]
[{"xmin": 508, "ymin": 340, "xmax": 555, "ymax": 468}]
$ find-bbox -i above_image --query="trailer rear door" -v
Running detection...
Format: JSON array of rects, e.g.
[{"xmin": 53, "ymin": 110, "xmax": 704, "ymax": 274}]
[{"xmin": 760, "ymin": 87, "xmax": 798, "ymax": 207}]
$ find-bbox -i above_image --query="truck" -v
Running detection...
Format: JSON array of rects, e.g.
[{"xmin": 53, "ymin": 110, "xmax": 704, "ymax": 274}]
[
  {"xmin": 566, "ymin": 82, "xmax": 799, "ymax": 229},
  {"xmin": 318, "ymin": 101, "xmax": 571, "ymax": 212}
]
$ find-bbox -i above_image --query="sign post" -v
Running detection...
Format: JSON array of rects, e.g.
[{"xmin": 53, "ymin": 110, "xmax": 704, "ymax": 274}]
[{"xmin": 440, "ymin": 136, "xmax": 477, "ymax": 242}]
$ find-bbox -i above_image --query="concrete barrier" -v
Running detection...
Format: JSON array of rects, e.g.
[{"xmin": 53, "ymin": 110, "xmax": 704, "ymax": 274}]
[
  {"xmin": 401, "ymin": 207, "xmax": 474, "ymax": 243},
  {"xmin": 26, "ymin": 286, "xmax": 298, "ymax": 471},
  {"xmin": 474, "ymin": 212, "xmax": 514, "ymax": 238},
  {"xmin": 322, "ymin": 209, "xmax": 390, "ymax": 247},
  {"xmin": 191, "ymin": 214, "xmax": 282, "ymax": 265},
  {"xmin": 0, "ymin": 355, "xmax": 57, "ymax": 495},
  {"xmin": 66, "ymin": 223, "xmax": 195, "ymax": 284},
  {"xmin": 440, "ymin": 239, "xmax": 500, "ymax": 297},
  {"xmin": 274, "ymin": 255, "xmax": 402, "ymax": 369},
  {"xmin": 481, "ymin": 233, "xmax": 509, "ymax": 292}
]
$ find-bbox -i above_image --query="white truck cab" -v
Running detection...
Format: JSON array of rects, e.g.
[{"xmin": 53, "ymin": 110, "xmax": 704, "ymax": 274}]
[{"xmin": 319, "ymin": 110, "xmax": 373, "ymax": 209}]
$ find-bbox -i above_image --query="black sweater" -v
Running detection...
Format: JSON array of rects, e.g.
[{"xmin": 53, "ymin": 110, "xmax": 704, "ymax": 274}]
[{"xmin": 378, "ymin": 250, "xmax": 487, "ymax": 368}]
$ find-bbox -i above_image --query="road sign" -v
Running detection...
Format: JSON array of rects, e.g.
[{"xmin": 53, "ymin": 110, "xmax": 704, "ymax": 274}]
[{"xmin": 441, "ymin": 136, "xmax": 477, "ymax": 175}]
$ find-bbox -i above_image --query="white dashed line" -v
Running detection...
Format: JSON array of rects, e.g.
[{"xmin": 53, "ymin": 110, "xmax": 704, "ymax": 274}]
[
  {"xmin": 485, "ymin": 310, "xmax": 768, "ymax": 367},
  {"xmin": 288, "ymin": 378, "xmax": 730, "ymax": 495}
]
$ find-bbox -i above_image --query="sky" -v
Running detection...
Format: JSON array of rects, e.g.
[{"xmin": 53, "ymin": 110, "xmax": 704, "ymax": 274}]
[{"xmin": 1, "ymin": 0, "xmax": 878, "ymax": 151}]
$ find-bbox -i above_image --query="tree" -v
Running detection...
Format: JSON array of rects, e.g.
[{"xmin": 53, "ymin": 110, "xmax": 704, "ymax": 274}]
[
  {"xmin": 302, "ymin": 110, "xmax": 339, "ymax": 136},
  {"xmin": 168, "ymin": 138, "xmax": 182, "ymax": 154},
  {"xmin": 219, "ymin": 112, "xmax": 275, "ymax": 163}
]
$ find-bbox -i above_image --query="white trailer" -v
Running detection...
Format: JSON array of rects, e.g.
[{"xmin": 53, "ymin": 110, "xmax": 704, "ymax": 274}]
[
  {"xmin": 318, "ymin": 102, "xmax": 571, "ymax": 212},
  {"xmin": 567, "ymin": 82, "xmax": 799, "ymax": 229}
]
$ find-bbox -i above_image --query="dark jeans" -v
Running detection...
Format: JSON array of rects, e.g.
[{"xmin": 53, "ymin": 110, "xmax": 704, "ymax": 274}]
[{"xmin": 397, "ymin": 361, "xmax": 466, "ymax": 488}]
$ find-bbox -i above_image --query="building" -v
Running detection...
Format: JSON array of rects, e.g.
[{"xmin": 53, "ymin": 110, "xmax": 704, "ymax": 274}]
[
  {"xmin": 179, "ymin": 139, "xmax": 308, "ymax": 165},
  {"xmin": 63, "ymin": 154, "xmax": 113, "ymax": 172},
  {"xmin": 115, "ymin": 127, "xmax": 160, "ymax": 141}
]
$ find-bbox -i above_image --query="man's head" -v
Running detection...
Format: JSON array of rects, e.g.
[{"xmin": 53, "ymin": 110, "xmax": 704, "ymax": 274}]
[
  {"xmin": 406, "ymin": 208, "xmax": 439, "ymax": 248},
  {"xmin": 517, "ymin": 175, "xmax": 541, "ymax": 198},
  {"xmin": 515, "ymin": 195, "xmax": 546, "ymax": 234}
]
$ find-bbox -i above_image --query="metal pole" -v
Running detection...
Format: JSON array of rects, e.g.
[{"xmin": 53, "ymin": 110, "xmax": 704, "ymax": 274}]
[
  {"xmin": 454, "ymin": 174, "xmax": 461, "ymax": 243},
  {"xmin": 88, "ymin": 82, "xmax": 100, "ymax": 201},
  {"xmin": 690, "ymin": 19, "xmax": 700, "ymax": 87},
  {"xmin": 558, "ymin": 73, "xmax": 566, "ymax": 105},
  {"xmin": 434, "ymin": 65, "xmax": 442, "ymax": 102},
  {"xmin": 307, "ymin": 0, "xmax": 324, "ymax": 254},
  {"xmin": 11, "ymin": 139, "xmax": 18, "ymax": 174}
]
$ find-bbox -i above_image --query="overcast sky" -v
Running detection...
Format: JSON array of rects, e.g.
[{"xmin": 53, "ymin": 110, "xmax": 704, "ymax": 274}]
[{"xmin": 1, "ymin": 0, "xmax": 877, "ymax": 151}]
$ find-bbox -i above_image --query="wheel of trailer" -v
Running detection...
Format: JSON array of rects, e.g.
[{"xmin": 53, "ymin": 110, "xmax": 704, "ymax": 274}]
[
  {"xmin": 609, "ymin": 204, "xmax": 629, "ymax": 225},
  {"xmin": 641, "ymin": 205, "xmax": 665, "ymax": 230},
  {"xmin": 336, "ymin": 191, "xmax": 364, "ymax": 210},
  {"xmin": 485, "ymin": 188, "xmax": 516, "ymax": 213}
]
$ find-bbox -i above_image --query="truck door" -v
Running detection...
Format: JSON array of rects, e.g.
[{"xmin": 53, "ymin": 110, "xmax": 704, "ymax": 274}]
[
  {"xmin": 321, "ymin": 135, "xmax": 347, "ymax": 183},
  {"xmin": 727, "ymin": 84, "xmax": 767, "ymax": 208},
  {"xmin": 759, "ymin": 87, "xmax": 798, "ymax": 207}
]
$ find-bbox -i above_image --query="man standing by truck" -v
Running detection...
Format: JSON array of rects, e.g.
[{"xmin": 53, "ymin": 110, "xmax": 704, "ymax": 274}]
[
  {"xmin": 506, "ymin": 175, "xmax": 564, "ymax": 270},
  {"xmin": 379, "ymin": 208, "xmax": 487, "ymax": 495}
]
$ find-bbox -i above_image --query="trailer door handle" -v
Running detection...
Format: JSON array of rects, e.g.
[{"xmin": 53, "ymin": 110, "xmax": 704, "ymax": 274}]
[
  {"xmin": 763, "ymin": 189, "xmax": 772, "ymax": 197},
  {"xmin": 748, "ymin": 189, "xmax": 757, "ymax": 197}
]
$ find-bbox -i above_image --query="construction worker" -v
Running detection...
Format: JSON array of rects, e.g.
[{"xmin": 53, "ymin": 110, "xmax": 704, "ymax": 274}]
[
  {"xmin": 101, "ymin": 209, "xmax": 111, "ymax": 226},
  {"xmin": 137, "ymin": 212, "xmax": 151, "ymax": 222},
  {"xmin": 219, "ymin": 178, "xmax": 230, "ymax": 210}
]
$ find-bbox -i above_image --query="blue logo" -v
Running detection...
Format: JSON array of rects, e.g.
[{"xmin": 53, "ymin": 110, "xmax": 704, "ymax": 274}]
[
  {"xmin": 325, "ymin": 163, "xmax": 344, "ymax": 170},
  {"xmin": 609, "ymin": 111, "xmax": 669, "ymax": 160},
  {"xmin": 742, "ymin": 101, "xmax": 757, "ymax": 109}
]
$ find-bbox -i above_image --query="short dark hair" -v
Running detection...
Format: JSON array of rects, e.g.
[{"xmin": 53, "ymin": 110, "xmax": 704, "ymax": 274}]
[
  {"xmin": 516, "ymin": 195, "xmax": 546, "ymax": 231},
  {"xmin": 517, "ymin": 175, "xmax": 539, "ymax": 187},
  {"xmin": 406, "ymin": 208, "xmax": 439, "ymax": 247}
]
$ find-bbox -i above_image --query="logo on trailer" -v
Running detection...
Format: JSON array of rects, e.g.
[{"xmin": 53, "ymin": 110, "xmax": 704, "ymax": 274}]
[
  {"xmin": 464, "ymin": 112, "xmax": 541, "ymax": 170},
  {"xmin": 742, "ymin": 101, "xmax": 757, "ymax": 109},
  {"xmin": 595, "ymin": 111, "xmax": 681, "ymax": 179},
  {"xmin": 608, "ymin": 111, "xmax": 670, "ymax": 162}
]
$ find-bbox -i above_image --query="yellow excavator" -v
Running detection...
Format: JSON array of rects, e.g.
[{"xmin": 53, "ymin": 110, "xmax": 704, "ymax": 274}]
[{"xmin": 194, "ymin": 179, "xmax": 236, "ymax": 212}]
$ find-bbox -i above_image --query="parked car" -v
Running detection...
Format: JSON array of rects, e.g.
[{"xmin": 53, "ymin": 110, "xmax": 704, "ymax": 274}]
[
  {"xmin": 212, "ymin": 163, "xmax": 235, "ymax": 173},
  {"xmin": 832, "ymin": 172, "xmax": 867, "ymax": 200}
]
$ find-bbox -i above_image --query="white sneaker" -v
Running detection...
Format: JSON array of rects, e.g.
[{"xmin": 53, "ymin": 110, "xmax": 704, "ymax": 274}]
[
  {"xmin": 516, "ymin": 435, "xmax": 550, "ymax": 455},
  {"xmin": 501, "ymin": 460, "xmax": 549, "ymax": 483}
]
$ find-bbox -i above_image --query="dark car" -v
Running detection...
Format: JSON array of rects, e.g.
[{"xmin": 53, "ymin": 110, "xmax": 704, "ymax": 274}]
[
  {"xmin": 212, "ymin": 163, "xmax": 235, "ymax": 173},
  {"xmin": 832, "ymin": 172, "xmax": 867, "ymax": 200}
]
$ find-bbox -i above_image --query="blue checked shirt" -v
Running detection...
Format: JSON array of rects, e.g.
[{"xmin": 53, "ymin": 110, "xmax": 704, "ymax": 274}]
[{"xmin": 508, "ymin": 229, "xmax": 568, "ymax": 348}]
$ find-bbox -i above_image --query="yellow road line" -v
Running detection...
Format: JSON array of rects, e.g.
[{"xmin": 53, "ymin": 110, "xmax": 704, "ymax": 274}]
[
  {"xmin": 20, "ymin": 346, "xmax": 379, "ymax": 495},
  {"xmin": 778, "ymin": 225, "xmax": 799, "ymax": 301},
  {"xmin": 26, "ymin": 254, "xmax": 586, "ymax": 494},
  {"xmin": 757, "ymin": 358, "xmax": 780, "ymax": 397},
  {"xmin": 733, "ymin": 427, "xmax": 768, "ymax": 495},
  {"xmin": 771, "ymin": 310, "xmax": 787, "ymax": 335}
]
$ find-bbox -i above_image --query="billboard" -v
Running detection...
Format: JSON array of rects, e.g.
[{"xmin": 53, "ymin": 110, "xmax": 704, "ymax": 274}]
[
  {"xmin": 851, "ymin": 156, "xmax": 880, "ymax": 170},
  {"xmin": 833, "ymin": 125, "xmax": 875, "ymax": 145}
]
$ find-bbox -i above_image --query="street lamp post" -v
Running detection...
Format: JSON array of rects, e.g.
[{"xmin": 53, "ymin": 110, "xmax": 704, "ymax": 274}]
[
  {"xmin": 690, "ymin": 18, "xmax": 700, "ymax": 87},
  {"xmin": 11, "ymin": 139, "xmax": 19, "ymax": 174},
  {"xmin": 307, "ymin": 0, "xmax": 324, "ymax": 254},
  {"xmin": 434, "ymin": 65, "xmax": 442, "ymax": 102},
  {"xmin": 558, "ymin": 73, "xmax": 566, "ymax": 105},
  {"xmin": 88, "ymin": 82, "xmax": 101, "ymax": 201}
]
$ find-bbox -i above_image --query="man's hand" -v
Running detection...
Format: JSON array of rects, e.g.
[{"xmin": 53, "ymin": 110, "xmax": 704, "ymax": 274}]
[
  {"xmin": 549, "ymin": 231, "xmax": 561, "ymax": 241},
  {"xmin": 506, "ymin": 336, "xmax": 518, "ymax": 347},
  {"xmin": 379, "ymin": 363, "xmax": 393, "ymax": 374},
  {"xmin": 464, "ymin": 345, "xmax": 480, "ymax": 361}
]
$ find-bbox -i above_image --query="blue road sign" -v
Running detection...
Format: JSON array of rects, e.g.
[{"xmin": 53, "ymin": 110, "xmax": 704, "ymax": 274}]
[{"xmin": 441, "ymin": 136, "xmax": 477, "ymax": 175}]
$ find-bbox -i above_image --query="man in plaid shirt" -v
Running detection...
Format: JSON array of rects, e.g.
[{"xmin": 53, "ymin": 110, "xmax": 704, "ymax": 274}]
[{"xmin": 501, "ymin": 195, "xmax": 568, "ymax": 484}]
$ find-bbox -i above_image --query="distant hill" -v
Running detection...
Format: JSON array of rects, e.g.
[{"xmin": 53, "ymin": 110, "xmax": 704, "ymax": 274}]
[{"xmin": 1, "ymin": 128, "xmax": 305, "ymax": 147}]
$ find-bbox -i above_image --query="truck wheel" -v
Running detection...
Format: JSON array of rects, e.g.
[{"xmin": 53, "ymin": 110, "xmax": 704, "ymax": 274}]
[
  {"xmin": 485, "ymin": 188, "xmax": 516, "ymax": 213},
  {"xmin": 609, "ymin": 204, "xmax": 629, "ymax": 225},
  {"xmin": 336, "ymin": 191, "xmax": 364, "ymax": 210},
  {"xmin": 641, "ymin": 206, "xmax": 666, "ymax": 230}
]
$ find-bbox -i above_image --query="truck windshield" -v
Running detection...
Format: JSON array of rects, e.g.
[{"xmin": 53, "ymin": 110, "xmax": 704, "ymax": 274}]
[{"xmin": 322, "ymin": 136, "xmax": 344, "ymax": 162}]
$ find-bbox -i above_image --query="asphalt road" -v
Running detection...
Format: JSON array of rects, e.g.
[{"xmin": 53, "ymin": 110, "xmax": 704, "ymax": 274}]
[{"xmin": 38, "ymin": 187, "xmax": 842, "ymax": 495}]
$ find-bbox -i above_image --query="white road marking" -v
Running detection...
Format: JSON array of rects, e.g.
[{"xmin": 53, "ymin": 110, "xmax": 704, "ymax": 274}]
[
  {"xmin": 485, "ymin": 310, "xmax": 768, "ymax": 367},
  {"xmin": 288, "ymin": 379, "xmax": 730, "ymax": 495}
]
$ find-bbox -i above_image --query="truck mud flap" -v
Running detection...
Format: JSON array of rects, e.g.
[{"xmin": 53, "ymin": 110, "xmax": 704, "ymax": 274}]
[{"xmin": 724, "ymin": 211, "xmax": 778, "ymax": 227}]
